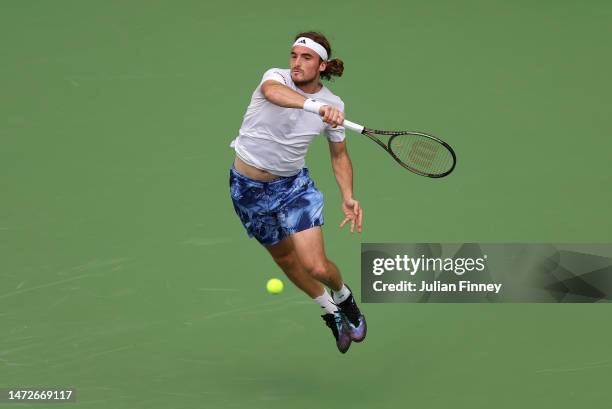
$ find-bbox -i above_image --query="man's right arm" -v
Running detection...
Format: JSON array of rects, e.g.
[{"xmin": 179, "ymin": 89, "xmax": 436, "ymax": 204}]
[
  {"xmin": 260, "ymin": 80, "xmax": 345, "ymax": 128},
  {"xmin": 260, "ymin": 80, "xmax": 307, "ymax": 109}
]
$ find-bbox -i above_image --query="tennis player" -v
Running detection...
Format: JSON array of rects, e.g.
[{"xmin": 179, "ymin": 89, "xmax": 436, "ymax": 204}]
[{"xmin": 229, "ymin": 32, "xmax": 366, "ymax": 353}]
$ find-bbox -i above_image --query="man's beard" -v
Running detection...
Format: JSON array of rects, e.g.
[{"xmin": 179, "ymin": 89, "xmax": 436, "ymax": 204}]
[{"xmin": 292, "ymin": 73, "xmax": 317, "ymax": 86}]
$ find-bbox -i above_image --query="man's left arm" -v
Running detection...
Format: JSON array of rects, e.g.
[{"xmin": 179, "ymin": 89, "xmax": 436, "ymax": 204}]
[{"xmin": 328, "ymin": 140, "xmax": 363, "ymax": 233}]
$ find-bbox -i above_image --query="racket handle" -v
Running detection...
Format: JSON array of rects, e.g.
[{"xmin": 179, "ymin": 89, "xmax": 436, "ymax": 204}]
[{"xmin": 342, "ymin": 119, "xmax": 365, "ymax": 134}]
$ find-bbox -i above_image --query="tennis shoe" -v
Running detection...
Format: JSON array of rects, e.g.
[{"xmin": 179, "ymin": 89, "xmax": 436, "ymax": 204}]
[
  {"xmin": 336, "ymin": 288, "xmax": 367, "ymax": 342},
  {"xmin": 321, "ymin": 312, "xmax": 352, "ymax": 353}
]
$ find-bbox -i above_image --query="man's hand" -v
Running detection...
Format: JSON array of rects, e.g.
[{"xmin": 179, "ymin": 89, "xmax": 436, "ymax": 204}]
[
  {"xmin": 340, "ymin": 197, "xmax": 363, "ymax": 233},
  {"xmin": 320, "ymin": 105, "xmax": 344, "ymax": 128}
]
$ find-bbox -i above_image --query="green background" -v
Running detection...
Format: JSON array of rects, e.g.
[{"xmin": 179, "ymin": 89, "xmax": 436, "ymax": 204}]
[{"xmin": 1, "ymin": 0, "xmax": 611, "ymax": 408}]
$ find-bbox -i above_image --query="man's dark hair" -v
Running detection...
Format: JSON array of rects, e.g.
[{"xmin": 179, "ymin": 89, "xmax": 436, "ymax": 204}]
[{"xmin": 294, "ymin": 31, "xmax": 344, "ymax": 81}]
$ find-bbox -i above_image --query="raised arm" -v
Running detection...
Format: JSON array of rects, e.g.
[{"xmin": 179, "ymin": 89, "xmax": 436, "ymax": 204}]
[
  {"xmin": 261, "ymin": 80, "xmax": 307, "ymax": 109},
  {"xmin": 261, "ymin": 80, "xmax": 344, "ymax": 128}
]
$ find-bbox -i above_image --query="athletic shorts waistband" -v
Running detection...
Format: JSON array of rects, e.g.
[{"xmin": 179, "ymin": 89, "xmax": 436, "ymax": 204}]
[{"xmin": 230, "ymin": 164, "xmax": 308, "ymax": 187}]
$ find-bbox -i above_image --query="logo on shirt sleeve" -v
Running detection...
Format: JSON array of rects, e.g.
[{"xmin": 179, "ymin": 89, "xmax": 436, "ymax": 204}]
[{"xmin": 272, "ymin": 71, "xmax": 287, "ymax": 85}]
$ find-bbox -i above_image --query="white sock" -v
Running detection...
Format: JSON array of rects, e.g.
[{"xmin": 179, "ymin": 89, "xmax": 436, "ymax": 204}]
[
  {"xmin": 332, "ymin": 284, "xmax": 351, "ymax": 304},
  {"xmin": 314, "ymin": 289, "xmax": 337, "ymax": 315}
]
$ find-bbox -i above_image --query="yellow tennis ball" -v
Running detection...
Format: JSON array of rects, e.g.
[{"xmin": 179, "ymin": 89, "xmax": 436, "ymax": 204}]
[{"xmin": 266, "ymin": 278, "xmax": 284, "ymax": 294}]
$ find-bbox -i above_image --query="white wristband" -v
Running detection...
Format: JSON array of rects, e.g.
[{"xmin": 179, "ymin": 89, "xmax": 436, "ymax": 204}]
[{"xmin": 303, "ymin": 98, "xmax": 326, "ymax": 115}]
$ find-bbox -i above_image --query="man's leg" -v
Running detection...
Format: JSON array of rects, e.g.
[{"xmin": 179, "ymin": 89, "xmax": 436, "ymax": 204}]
[
  {"xmin": 289, "ymin": 226, "xmax": 342, "ymax": 291},
  {"xmin": 265, "ymin": 237, "xmax": 323, "ymax": 298},
  {"xmin": 291, "ymin": 226, "xmax": 367, "ymax": 343},
  {"xmin": 266, "ymin": 236, "xmax": 351, "ymax": 352}
]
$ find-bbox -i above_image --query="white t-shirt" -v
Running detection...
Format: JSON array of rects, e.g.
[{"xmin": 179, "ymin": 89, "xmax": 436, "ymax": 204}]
[{"xmin": 230, "ymin": 68, "xmax": 345, "ymax": 177}]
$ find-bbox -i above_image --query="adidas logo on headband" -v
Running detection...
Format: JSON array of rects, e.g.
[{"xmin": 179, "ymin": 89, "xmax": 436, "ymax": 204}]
[{"xmin": 292, "ymin": 37, "xmax": 328, "ymax": 61}]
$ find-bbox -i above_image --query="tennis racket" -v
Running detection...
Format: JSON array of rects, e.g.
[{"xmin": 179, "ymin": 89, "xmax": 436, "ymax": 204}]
[{"xmin": 342, "ymin": 119, "xmax": 456, "ymax": 178}]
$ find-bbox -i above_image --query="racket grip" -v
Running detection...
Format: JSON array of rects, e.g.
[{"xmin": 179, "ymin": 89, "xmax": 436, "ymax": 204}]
[{"xmin": 342, "ymin": 119, "xmax": 364, "ymax": 134}]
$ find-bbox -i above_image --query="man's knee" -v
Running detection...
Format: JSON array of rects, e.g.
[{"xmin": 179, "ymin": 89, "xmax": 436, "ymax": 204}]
[{"xmin": 306, "ymin": 261, "xmax": 329, "ymax": 282}]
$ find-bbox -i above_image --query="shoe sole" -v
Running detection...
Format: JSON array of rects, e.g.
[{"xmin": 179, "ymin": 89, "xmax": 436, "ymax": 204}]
[{"xmin": 338, "ymin": 340, "xmax": 351, "ymax": 353}]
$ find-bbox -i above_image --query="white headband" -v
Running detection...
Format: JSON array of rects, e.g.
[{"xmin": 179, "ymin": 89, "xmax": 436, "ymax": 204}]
[{"xmin": 292, "ymin": 37, "xmax": 328, "ymax": 61}]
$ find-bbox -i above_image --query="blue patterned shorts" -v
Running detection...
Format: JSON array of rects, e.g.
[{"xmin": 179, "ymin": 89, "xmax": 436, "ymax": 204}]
[{"xmin": 229, "ymin": 165, "xmax": 324, "ymax": 246}]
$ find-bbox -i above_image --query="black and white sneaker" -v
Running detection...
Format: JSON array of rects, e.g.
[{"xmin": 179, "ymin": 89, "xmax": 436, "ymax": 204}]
[
  {"xmin": 336, "ymin": 287, "xmax": 367, "ymax": 342},
  {"xmin": 321, "ymin": 311, "xmax": 352, "ymax": 353}
]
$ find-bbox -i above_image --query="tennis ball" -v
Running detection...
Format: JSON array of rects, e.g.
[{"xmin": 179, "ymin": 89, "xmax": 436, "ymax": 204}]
[{"xmin": 266, "ymin": 278, "xmax": 284, "ymax": 295}]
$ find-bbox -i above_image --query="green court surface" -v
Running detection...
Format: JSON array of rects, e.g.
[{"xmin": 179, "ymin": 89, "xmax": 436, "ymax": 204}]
[{"xmin": 1, "ymin": 1, "xmax": 611, "ymax": 408}]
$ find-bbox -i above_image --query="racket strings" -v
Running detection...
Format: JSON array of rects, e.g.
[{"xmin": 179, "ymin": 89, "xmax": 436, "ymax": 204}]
[{"xmin": 388, "ymin": 134, "xmax": 455, "ymax": 176}]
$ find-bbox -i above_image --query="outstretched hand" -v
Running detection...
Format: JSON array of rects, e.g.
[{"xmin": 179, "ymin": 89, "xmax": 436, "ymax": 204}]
[{"xmin": 340, "ymin": 197, "xmax": 363, "ymax": 233}]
